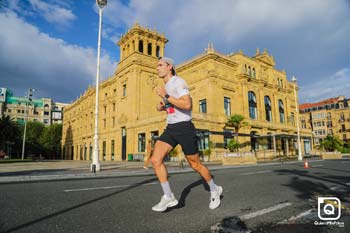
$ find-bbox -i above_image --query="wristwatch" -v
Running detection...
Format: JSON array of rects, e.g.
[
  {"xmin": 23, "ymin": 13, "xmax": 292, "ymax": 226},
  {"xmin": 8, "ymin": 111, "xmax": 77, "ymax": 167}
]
[{"xmin": 165, "ymin": 94, "xmax": 170, "ymax": 99}]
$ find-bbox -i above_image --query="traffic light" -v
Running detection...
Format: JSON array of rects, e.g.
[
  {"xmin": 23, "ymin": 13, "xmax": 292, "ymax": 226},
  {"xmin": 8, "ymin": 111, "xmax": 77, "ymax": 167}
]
[{"xmin": 28, "ymin": 88, "xmax": 34, "ymax": 102}]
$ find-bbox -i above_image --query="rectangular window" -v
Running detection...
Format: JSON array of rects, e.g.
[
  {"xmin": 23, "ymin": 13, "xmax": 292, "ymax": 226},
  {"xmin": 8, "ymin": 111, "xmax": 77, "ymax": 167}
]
[
  {"xmin": 199, "ymin": 99, "xmax": 207, "ymax": 113},
  {"xmin": 138, "ymin": 133, "xmax": 146, "ymax": 152},
  {"xmin": 112, "ymin": 117, "xmax": 115, "ymax": 127},
  {"xmin": 224, "ymin": 97, "xmax": 231, "ymax": 116},
  {"xmin": 111, "ymin": 140, "xmax": 115, "ymax": 160},
  {"xmin": 113, "ymin": 103, "xmax": 115, "ymax": 111},
  {"xmin": 290, "ymin": 112, "xmax": 295, "ymax": 125},
  {"xmin": 223, "ymin": 130, "xmax": 232, "ymax": 149},
  {"xmin": 102, "ymin": 141, "xmax": 106, "ymax": 160},
  {"xmin": 122, "ymin": 84, "xmax": 127, "ymax": 97},
  {"xmin": 197, "ymin": 132, "xmax": 209, "ymax": 151},
  {"xmin": 44, "ymin": 111, "xmax": 50, "ymax": 116},
  {"xmin": 151, "ymin": 131, "xmax": 159, "ymax": 143},
  {"xmin": 104, "ymin": 106, "xmax": 107, "ymax": 114}
]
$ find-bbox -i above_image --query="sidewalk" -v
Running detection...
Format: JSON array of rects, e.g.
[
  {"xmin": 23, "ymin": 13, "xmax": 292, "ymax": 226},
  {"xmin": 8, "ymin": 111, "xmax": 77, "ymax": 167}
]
[{"xmin": 0, "ymin": 160, "xmax": 223, "ymax": 183}]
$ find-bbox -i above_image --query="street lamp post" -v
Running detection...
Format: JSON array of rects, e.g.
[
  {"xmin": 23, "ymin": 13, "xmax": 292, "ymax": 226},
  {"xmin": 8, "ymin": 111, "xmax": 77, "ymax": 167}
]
[
  {"xmin": 91, "ymin": 0, "xmax": 107, "ymax": 172},
  {"xmin": 292, "ymin": 76, "xmax": 302, "ymax": 161},
  {"xmin": 21, "ymin": 88, "xmax": 34, "ymax": 160}
]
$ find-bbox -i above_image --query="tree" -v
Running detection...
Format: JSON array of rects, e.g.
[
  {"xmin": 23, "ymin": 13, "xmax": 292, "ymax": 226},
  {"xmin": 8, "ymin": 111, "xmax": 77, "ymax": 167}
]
[
  {"xmin": 25, "ymin": 121, "xmax": 45, "ymax": 156},
  {"xmin": 0, "ymin": 115, "xmax": 21, "ymax": 156},
  {"xmin": 39, "ymin": 123, "xmax": 62, "ymax": 159},
  {"xmin": 320, "ymin": 135, "xmax": 343, "ymax": 152},
  {"xmin": 226, "ymin": 114, "xmax": 247, "ymax": 143}
]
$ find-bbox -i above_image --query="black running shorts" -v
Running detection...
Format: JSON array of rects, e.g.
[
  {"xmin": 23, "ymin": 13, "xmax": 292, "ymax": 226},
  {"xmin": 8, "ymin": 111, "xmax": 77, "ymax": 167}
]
[{"xmin": 158, "ymin": 121, "xmax": 199, "ymax": 155}]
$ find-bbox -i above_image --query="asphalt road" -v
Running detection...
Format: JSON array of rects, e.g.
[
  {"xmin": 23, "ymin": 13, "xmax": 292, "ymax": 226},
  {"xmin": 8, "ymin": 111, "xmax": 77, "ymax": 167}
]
[{"xmin": 0, "ymin": 160, "xmax": 349, "ymax": 233}]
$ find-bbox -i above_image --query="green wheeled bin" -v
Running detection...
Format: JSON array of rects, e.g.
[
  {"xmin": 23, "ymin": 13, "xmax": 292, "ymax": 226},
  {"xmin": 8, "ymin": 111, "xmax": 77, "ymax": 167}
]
[{"xmin": 127, "ymin": 154, "xmax": 133, "ymax": 161}]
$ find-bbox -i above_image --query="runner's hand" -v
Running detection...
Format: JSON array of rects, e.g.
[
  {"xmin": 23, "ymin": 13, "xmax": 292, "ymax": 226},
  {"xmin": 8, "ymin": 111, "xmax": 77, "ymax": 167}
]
[{"xmin": 156, "ymin": 102, "xmax": 165, "ymax": 111}]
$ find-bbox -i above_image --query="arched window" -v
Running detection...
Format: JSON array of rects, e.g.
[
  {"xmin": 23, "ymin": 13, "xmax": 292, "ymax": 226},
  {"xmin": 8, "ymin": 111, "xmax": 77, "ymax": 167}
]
[
  {"xmin": 248, "ymin": 91, "xmax": 257, "ymax": 119},
  {"xmin": 244, "ymin": 64, "xmax": 247, "ymax": 73},
  {"xmin": 248, "ymin": 66, "xmax": 252, "ymax": 77},
  {"xmin": 252, "ymin": 68, "xmax": 256, "ymax": 78},
  {"xmin": 278, "ymin": 99, "xmax": 285, "ymax": 123},
  {"xmin": 156, "ymin": 46, "xmax": 160, "ymax": 57},
  {"xmin": 147, "ymin": 43, "xmax": 152, "ymax": 55},
  {"xmin": 138, "ymin": 40, "xmax": 143, "ymax": 53},
  {"xmin": 264, "ymin": 96, "xmax": 272, "ymax": 122}
]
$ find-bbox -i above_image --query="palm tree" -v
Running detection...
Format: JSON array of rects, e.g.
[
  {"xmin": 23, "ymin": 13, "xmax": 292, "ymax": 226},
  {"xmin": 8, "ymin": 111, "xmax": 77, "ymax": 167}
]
[
  {"xmin": 0, "ymin": 115, "xmax": 20, "ymax": 141},
  {"xmin": 0, "ymin": 115, "xmax": 21, "ymax": 154},
  {"xmin": 226, "ymin": 114, "xmax": 247, "ymax": 143}
]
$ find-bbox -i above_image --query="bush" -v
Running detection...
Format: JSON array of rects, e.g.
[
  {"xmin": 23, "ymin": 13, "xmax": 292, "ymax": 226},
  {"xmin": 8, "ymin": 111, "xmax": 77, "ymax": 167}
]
[
  {"xmin": 320, "ymin": 135, "xmax": 343, "ymax": 152},
  {"xmin": 227, "ymin": 139, "xmax": 240, "ymax": 152}
]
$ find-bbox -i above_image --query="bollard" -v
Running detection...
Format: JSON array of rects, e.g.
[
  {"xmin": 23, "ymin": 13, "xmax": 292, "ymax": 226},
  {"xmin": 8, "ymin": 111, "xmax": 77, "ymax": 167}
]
[{"xmin": 92, "ymin": 164, "xmax": 96, "ymax": 173}]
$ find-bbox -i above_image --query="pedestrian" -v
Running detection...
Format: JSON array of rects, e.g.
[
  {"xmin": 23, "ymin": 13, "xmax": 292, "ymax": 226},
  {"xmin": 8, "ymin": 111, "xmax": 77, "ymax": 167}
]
[
  {"xmin": 143, "ymin": 139, "xmax": 153, "ymax": 169},
  {"xmin": 151, "ymin": 57, "xmax": 223, "ymax": 212}
]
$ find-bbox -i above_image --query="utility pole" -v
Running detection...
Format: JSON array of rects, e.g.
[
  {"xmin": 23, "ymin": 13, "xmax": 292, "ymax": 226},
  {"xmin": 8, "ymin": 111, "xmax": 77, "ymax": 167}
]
[{"xmin": 21, "ymin": 88, "xmax": 34, "ymax": 160}]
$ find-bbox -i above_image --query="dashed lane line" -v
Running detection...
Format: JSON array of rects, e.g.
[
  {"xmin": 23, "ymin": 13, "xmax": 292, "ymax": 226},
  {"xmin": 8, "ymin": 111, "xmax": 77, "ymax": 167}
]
[
  {"xmin": 278, "ymin": 209, "xmax": 314, "ymax": 224},
  {"xmin": 239, "ymin": 170, "xmax": 273, "ymax": 176},
  {"xmin": 239, "ymin": 202, "xmax": 292, "ymax": 220},
  {"xmin": 64, "ymin": 182, "xmax": 158, "ymax": 192}
]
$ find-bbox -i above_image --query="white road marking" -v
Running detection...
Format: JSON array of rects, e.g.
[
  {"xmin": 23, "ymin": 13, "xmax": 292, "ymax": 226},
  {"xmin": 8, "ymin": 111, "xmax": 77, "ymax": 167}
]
[
  {"xmin": 312, "ymin": 165, "xmax": 323, "ymax": 167},
  {"xmin": 278, "ymin": 209, "xmax": 314, "ymax": 224},
  {"xmin": 64, "ymin": 182, "xmax": 158, "ymax": 192},
  {"xmin": 240, "ymin": 170, "xmax": 272, "ymax": 176},
  {"xmin": 346, "ymin": 183, "xmax": 350, "ymax": 186},
  {"xmin": 239, "ymin": 202, "xmax": 292, "ymax": 220}
]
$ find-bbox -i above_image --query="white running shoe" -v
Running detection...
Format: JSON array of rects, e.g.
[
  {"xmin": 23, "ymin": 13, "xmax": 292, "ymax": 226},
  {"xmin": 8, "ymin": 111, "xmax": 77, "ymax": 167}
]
[
  {"xmin": 209, "ymin": 186, "xmax": 223, "ymax": 210},
  {"xmin": 152, "ymin": 193, "xmax": 178, "ymax": 212}
]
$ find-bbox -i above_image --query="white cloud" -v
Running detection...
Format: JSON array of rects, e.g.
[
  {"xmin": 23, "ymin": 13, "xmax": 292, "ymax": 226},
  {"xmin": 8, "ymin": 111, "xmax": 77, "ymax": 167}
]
[
  {"xmin": 300, "ymin": 68, "xmax": 350, "ymax": 103},
  {"xmin": 28, "ymin": 0, "xmax": 76, "ymax": 28},
  {"xmin": 0, "ymin": 12, "xmax": 117, "ymax": 103},
  {"xmin": 102, "ymin": 0, "xmax": 349, "ymax": 103},
  {"xmin": 6, "ymin": 0, "xmax": 76, "ymax": 28}
]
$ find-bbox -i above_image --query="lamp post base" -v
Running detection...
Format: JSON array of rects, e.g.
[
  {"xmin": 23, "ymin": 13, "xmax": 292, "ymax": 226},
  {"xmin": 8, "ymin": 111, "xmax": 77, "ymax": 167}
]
[{"xmin": 90, "ymin": 163, "xmax": 101, "ymax": 173}]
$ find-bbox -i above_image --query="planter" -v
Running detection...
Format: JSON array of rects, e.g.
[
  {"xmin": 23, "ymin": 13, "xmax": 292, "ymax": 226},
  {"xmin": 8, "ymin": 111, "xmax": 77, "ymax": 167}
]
[
  {"xmin": 170, "ymin": 156, "xmax": 179, "ymax": 162},
  {"xmin": 222, "ymin": 152, "xmax": 257, "ymax": 165},
  {"xmin": 321, "ymin": 152, "xmax": 342, "ymax": 160}
]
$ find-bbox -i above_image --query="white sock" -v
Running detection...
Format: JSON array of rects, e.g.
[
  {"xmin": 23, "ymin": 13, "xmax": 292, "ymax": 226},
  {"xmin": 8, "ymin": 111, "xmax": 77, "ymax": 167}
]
[
  {"xmin": 160, "ymin": 181, "xmax": 172, "ymax": 198},
  {"xmin": 207, "ymin": 179, "xmax": 217, "ymax": 192}
]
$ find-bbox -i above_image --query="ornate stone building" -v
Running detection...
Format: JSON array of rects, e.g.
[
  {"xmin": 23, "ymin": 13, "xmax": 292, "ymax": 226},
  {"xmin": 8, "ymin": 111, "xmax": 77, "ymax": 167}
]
[{"xmin": 61, "ymin": 23, "xmax": 311, "ymax": 161}]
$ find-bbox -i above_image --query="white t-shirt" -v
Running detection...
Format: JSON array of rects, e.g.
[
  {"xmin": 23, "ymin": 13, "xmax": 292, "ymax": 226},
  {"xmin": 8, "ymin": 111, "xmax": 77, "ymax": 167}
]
[{"xmin": 164, "ymin": 76, "xmax": 192, "ymax": 124}]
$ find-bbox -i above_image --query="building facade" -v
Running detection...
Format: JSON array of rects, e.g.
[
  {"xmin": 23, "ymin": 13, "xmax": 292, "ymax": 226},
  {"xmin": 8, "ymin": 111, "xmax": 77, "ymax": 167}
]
[
  {"xmin": 0, "ymin": 88, "xmax": 67, "ymax": 125},
  {"xmin": 61, "ymin": 23, "xmax": 311, "ymax": 161},
  {"xmin": 300, "ymin": 96, "xmax": 350, "ymax": 147}
]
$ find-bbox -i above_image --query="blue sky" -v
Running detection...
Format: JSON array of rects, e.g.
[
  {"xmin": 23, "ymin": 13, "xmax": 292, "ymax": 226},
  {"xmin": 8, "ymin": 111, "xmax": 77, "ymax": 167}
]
[{"xmin": 0, "ymin": 0, "xmax": 349, "ymax": 104}]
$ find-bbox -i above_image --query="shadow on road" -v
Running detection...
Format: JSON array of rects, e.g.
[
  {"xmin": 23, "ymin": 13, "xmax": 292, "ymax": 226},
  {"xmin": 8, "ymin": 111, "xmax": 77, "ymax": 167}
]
[
  {"xmin": 165, "ymin": 178, "xmax": 210, "ymax": 212},
  {"xmin": 274, "ymin": 169, "xmax": 349, "ymax": 201},
  {"xmin": 2, "ymin": 177, "xmax": 158, "ymax": 233}
]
